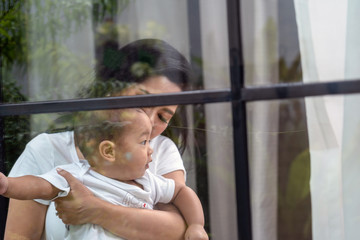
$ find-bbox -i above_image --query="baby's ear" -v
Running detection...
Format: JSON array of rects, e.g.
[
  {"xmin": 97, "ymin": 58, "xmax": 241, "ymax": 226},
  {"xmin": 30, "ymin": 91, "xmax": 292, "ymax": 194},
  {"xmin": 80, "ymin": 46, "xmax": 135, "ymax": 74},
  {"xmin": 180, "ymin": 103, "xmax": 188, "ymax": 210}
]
[{"xmin": 99, "ymin": 140, "xmax": 116, "ymax": 162}]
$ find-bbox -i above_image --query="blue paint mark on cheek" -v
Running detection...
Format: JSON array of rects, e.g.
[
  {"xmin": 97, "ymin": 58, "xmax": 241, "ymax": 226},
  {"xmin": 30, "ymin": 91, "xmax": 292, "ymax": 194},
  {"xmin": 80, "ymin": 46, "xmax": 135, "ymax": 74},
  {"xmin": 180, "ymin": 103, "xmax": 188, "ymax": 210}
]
[{"xmin": 125, "ymin": 152, "xmax": 132, "ymax": 161}]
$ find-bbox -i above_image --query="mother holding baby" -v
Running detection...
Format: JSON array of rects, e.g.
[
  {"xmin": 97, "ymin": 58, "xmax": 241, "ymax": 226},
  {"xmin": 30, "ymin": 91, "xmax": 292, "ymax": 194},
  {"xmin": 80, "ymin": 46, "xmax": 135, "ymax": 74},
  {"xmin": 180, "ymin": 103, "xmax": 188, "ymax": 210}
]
[{"xmin": 5, "ymin": 39, "xmax": 207, "ymax": 240}]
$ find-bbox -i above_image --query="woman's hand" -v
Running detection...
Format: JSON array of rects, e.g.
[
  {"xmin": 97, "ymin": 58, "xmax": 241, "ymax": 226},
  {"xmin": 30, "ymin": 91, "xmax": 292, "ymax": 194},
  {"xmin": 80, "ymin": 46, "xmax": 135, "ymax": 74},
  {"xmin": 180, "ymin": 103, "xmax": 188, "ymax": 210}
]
[{"xmin": 54, "ymin": 168, "xmax": 98, "ymax": 225}]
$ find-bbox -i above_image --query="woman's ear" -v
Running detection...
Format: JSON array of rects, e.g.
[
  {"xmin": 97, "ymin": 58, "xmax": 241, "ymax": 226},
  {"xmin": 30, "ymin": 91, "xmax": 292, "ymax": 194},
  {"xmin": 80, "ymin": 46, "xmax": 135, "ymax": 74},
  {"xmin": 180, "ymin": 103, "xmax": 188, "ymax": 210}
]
[{"xmin": 99, "ymin": 140, "xmax": 116, "ymax": 162}]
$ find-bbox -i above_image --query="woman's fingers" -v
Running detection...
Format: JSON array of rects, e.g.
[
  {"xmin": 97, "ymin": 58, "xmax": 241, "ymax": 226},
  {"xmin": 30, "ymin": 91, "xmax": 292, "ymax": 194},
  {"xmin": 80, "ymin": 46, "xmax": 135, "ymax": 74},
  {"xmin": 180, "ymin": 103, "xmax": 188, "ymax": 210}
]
[
  {"xmin": 55, "ymin": 168, "xmax": 94, "ymax": 225},
  {"xmin": 56, "ymin": 168, "xmax": 93, "ymax": 198},
  {"xmin": 56, "ymin": 168, "xmax": 80, "ymax": 187}
]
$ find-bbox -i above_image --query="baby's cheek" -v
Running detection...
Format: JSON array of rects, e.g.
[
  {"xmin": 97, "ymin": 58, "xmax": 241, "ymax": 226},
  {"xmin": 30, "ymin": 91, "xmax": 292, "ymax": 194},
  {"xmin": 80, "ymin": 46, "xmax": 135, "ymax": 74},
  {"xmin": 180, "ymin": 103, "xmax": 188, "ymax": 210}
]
[{"xmin": 122, "ymin": 152, "xmax": 133, "ymax": 161}]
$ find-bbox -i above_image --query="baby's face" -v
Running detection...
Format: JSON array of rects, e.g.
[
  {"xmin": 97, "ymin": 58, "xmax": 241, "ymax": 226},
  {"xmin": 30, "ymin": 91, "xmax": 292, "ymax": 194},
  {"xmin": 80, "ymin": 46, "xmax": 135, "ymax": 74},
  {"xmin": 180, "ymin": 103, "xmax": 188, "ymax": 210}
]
[{"xmin": 113, "ymin": 109, "xmax": 153, "ymax": 180}]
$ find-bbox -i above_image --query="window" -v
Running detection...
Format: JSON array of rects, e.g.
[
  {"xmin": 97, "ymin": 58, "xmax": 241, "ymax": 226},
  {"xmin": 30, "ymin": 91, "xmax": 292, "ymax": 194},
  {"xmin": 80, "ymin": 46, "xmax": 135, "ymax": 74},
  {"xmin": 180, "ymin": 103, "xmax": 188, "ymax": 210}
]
[{"xmin": 2, "ymin": 0, "xmax": 360, "ymax": 239}]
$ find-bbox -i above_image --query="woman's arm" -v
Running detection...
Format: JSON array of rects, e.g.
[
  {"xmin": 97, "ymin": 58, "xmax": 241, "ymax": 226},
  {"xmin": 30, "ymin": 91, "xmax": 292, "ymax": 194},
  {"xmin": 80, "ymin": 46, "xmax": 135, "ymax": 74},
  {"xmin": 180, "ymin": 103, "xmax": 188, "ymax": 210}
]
[
  {"xmin": 91, "ymin": 197, "xmax": 187, "ymax": 240},
  {"xmin": 55, "ymin": 169, "xmax": 187, "ymax": 240},
  {"xmin": 5, "ymin": 199, "xmax": 48, "ymax": 240}
]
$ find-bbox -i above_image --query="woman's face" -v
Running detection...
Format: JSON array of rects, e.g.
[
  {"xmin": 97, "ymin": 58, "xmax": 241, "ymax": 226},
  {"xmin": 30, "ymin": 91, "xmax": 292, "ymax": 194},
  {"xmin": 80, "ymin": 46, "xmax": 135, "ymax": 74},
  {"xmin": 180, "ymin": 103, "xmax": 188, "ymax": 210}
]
[{"xmin": 120, "ymin": 76, "xmax": 181, "ymax": 139}]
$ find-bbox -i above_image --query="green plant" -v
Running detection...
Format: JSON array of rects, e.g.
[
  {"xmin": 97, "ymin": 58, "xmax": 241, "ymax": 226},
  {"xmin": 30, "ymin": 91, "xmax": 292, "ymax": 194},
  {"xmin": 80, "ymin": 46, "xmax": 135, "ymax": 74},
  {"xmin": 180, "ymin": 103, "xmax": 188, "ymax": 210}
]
[
  {"xmin": 277, "ymin": 53, "xmax": 311, "ymax": 240},
  {"xmin": 2, "ymin": 77, "xmax": 30, "ymax": 174}
]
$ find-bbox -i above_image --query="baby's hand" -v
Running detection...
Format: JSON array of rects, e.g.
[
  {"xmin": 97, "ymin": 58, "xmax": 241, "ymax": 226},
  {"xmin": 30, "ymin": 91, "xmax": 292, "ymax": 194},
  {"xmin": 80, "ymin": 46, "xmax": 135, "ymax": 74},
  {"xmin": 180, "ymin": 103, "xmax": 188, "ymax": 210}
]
[
  {"xmin": 185, "ymin": 224, "xmax": 208, "ymax": 240},
  {"xmin": 0, "ymin": 172, "xmax": 9, "ymax": 195}
]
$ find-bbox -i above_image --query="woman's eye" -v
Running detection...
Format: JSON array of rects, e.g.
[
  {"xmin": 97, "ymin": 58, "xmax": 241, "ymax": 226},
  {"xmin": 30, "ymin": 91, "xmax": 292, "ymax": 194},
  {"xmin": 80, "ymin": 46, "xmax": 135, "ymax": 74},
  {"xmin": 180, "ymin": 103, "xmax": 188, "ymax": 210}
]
[{"xmin": 158, "ymin": 114, "xmax": 168, "ymax": 124}]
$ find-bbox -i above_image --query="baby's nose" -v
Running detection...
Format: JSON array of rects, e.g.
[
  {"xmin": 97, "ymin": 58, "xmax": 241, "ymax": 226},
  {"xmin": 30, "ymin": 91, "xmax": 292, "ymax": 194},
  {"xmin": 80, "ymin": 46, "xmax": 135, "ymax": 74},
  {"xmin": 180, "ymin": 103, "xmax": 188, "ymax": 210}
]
[{"xmin": 148, "ymin": 147, "xmax": 153, "ymax": 161}]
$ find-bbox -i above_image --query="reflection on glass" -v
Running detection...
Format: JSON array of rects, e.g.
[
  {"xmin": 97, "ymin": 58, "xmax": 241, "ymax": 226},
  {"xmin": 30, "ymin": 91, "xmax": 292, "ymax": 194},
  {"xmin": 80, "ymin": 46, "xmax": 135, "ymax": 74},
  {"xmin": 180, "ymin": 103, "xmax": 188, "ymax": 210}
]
[
  {"xmin": 305, "ymin": 94, "xmax": 360, "ymax": 239},
  {"xmin": 3, "ymin": 108, "xmax": 213, "ymax": 239},
  {"xmin": 1, "ymin": 0, "xmax": 231, "ymax": 105},
  {"xmin": 3, "ymin": 102, "xmax": 236, "ymax": 239},
  {"xmin": 247, "ymin": 98, "xmax": 311, "ymax": 240},
  {"xmin": 248, "ymin": 94, "xmax": 360, "ymax": 240},
  {"xmin": 242, "ymin": 0, "xmax": 302, "ymax": 86}
]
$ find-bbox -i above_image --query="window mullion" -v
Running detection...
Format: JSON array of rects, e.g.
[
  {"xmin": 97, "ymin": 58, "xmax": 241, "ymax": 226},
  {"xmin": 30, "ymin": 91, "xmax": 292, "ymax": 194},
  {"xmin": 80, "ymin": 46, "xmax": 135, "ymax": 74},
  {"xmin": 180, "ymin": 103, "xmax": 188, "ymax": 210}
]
[{"xmin": 0, "ymin": 89, "xmax": 231, "ymax": 116}]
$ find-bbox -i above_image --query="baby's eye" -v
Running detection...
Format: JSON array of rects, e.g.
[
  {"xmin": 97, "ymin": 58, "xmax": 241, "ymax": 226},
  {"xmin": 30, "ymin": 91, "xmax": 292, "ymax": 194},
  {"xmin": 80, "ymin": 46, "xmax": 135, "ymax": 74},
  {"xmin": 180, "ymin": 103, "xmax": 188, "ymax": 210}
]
[{"xmin": 141, "ymin": 140, "xmax": 147, "ymax": 145}]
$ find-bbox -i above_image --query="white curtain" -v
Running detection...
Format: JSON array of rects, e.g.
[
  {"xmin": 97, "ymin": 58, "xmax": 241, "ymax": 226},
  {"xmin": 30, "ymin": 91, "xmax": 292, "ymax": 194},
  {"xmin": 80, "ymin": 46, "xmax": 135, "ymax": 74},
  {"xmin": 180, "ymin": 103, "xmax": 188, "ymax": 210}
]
[
  {"xmin": 242, "ymin": 0, "xmax": 279, "ymax": 239},
  {"xmin": 199, "ymin": 1, "xmax": 238, "ymax": 239},
  {"xmin": 294, "ymin": 0, "xmax": 360, "ymax": 239},
  {"xmin": 116, "ymin": 0, "xmax": 190, "ymax": 59}
]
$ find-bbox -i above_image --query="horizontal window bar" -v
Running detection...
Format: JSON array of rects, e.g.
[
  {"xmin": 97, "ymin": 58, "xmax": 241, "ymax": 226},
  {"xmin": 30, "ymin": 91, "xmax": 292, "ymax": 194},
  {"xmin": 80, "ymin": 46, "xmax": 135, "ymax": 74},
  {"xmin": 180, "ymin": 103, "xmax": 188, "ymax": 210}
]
[
  {"xmin": 1, "ymin": 79, "xmax": 360, "ymax": 116},
  {"xmin": 0, "ymin": 89, "xmax": 231, "ymax": 116},
  {"xmin": 242, "ymin": 79, "xmax": 360, "ymax": 101}
]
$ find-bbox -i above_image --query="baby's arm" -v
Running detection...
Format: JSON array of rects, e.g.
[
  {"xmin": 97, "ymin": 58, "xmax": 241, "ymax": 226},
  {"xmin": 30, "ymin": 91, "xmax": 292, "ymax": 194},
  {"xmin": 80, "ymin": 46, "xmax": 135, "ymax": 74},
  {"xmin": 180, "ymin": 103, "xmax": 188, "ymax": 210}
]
[
  {"xmin": 0, "ymin": 172, "xmax": 60, "ymax": 200},
  {"xmin": 172, "ymin": 183, "xmax": 208, "ymax": 240}
]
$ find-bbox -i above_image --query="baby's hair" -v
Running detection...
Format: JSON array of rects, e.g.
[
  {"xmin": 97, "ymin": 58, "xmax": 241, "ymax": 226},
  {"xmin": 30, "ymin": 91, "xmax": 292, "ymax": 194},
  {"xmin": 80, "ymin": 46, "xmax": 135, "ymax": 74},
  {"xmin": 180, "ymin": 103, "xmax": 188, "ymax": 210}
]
[{"xmin": 75, "ymin": 120, "xmax": 129, "ymax": 158}]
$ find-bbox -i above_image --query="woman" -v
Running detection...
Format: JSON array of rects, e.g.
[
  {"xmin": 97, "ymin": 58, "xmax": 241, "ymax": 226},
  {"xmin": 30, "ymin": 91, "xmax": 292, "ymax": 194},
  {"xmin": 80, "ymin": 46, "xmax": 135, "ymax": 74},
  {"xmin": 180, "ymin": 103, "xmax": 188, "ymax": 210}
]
[{"xmin": 5, "ymin": 39, "xmax": 205, "ymax": 240}]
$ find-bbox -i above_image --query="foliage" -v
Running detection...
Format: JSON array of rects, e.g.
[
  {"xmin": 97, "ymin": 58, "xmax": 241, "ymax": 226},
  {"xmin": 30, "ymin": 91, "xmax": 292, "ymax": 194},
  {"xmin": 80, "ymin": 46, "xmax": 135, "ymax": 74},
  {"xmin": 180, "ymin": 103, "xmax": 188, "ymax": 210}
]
[
  {"xmin": 2, "ymin": 77, "xmax": 30, "ymax": 174},
  {"xmin": 92, "ymin": 0, "xmax": 129, "ymax": 25},
  {"xmin": 278, "ymin": 149, "xmax": 311, "ymax": 239},
  {"xmin": 0, "ymin": 0, "xmax": 131, "ymax": 172},
  {"xmin": 278, "ymin": 52, "xmax": 311, "ymax": 239},
  {"xmin": 0, "ymin": 0, "xmax": 27, "ymax": 64},
  {"xmin": 279, "ymin": 54, "xmax": 302, "ymax": 83}
]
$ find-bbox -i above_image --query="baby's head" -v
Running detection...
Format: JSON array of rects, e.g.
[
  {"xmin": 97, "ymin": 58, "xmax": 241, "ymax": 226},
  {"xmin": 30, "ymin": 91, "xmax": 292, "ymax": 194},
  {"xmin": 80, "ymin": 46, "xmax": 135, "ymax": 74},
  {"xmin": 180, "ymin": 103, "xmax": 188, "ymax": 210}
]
[{"xmin": 75, "ymin": 108, "xmax": 153, "ymax": 180}]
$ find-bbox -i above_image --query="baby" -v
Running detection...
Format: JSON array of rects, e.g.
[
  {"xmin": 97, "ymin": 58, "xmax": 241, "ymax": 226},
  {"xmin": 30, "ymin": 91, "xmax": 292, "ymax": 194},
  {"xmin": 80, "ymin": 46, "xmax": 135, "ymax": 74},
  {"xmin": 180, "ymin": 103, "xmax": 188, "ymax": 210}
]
[{"xmin": 0, "ymin": 108, "xmax": 207, "ymax": 240}]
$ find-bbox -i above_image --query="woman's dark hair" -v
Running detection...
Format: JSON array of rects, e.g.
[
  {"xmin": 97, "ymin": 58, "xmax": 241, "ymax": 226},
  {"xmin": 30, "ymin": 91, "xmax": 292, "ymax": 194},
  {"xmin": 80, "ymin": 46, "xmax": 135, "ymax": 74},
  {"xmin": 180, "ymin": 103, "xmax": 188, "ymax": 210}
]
[{"xmin": 97, "ymin": 38, "xmax": 192, "ymax": 92}]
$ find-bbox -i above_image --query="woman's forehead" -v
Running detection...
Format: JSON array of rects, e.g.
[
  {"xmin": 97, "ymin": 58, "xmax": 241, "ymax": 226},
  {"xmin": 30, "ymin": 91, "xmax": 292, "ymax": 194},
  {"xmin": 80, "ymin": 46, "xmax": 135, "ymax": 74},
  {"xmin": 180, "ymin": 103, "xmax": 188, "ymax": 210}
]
[
  {"xmin": 111, "ymin": 108, "xmax": 145, "ymax": 120},
  {"xmin": 140, "ymin": 76, "xmax": 181, "ymax": 94}
]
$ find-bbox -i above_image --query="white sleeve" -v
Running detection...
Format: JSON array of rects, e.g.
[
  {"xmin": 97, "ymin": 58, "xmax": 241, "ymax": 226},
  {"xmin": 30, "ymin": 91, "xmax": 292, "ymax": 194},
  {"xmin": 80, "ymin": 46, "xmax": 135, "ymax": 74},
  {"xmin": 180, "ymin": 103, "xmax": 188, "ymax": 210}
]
[
  {"xmin": 146, "ymin": 171, "xmax": 175, "ymax": 205},
  {"xmin": 35, "ymin": 162, "xmax": 86, "ymax": 202},
  {"xmin": 36, "ymin": 166, "xmax": 72, "ymax": 200},
  {"xmin": 150, "ymin": 135, "xmax": 186, "ymax": 179}
]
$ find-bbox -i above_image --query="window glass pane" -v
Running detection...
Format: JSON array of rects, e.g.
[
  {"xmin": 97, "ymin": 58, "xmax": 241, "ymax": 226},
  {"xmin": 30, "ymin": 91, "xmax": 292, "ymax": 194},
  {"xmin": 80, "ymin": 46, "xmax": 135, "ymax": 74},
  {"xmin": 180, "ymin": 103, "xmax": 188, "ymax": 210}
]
[
  {"xmin": 242, "ymin": 0, "xmax": 360, "ymax": 87},
  {"xmin": 247, "ymin": 97, "xmax": 310, "ymax": 240},
  {"xmin": 242, "ymin": 0, "xmax": 302, "ymax": 86},
  {"xmin": 248, "ymin": 93, "xmax": 360, "ymax": 240},
  {"xmin": 1, "ymin": 0, "xmax": 230, "ymax": 104},
  {"xmin": 3, "ymin": 102, "xmax": 236, "ymax": 239}
]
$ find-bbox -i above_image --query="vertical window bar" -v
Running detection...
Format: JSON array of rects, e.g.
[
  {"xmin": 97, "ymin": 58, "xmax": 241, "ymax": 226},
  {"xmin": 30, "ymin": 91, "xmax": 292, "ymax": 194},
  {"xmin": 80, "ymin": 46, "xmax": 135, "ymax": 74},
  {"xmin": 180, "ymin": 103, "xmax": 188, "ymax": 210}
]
[
  {"xmin": 0, "ymin": 117, "xmax": 6, "ymax": 238},
  {"xmin": 187, "ymin": 0, "xmax": 211, "ymax": 234},
  {"xmin": 227, "ymin": 0, "xmax": 252, "ymax": 239},
  {"xmin": 0, "ymin": 55, "xmax": 8, "ymax": 237}
]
